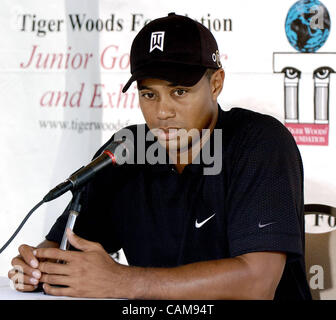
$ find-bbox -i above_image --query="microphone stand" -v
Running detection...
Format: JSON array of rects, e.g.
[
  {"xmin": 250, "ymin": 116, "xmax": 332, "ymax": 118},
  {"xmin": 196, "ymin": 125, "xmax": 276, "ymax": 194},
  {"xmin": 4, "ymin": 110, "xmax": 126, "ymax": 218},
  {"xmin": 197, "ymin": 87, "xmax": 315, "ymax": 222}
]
[
  {"xmin": 38, "ymin": 188, "xmax": 84, "ymax": 292},
  {"xmin": 59, "ymin": 188, "xmax": 83, "ymax": 251},
  {"xmin": 37, "ymin": 189, "xmax": 84, "ymax": 292}
]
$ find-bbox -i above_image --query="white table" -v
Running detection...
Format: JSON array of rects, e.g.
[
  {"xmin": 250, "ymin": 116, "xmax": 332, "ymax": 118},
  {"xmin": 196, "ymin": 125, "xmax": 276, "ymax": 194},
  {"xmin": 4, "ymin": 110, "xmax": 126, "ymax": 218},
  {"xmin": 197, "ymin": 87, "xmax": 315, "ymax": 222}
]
[{"xmin": 0, "ymin": 276, "xmax": 103, "ymax": 300}]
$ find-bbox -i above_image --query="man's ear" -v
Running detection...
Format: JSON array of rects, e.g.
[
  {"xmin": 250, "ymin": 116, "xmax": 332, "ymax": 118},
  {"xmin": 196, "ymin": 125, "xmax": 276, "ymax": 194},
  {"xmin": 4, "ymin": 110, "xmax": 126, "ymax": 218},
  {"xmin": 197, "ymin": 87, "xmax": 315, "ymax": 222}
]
[{"xmin": 210, "ymin": 68, "xmax": 225, "ymax": 101}]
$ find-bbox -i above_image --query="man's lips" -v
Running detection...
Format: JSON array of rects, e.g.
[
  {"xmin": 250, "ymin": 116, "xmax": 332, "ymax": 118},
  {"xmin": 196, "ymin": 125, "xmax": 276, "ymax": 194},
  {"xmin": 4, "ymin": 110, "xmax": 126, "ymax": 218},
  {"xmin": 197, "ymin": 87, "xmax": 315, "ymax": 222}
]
[{"xmin": 152, "ymin": 127, "xmax": 180, "ymax": 140}]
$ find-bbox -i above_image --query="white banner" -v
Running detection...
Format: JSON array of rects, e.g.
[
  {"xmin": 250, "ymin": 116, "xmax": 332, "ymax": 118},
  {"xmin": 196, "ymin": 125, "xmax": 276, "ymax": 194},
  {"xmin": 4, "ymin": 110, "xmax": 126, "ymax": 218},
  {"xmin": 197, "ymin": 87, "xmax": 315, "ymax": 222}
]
[{"xmin": 1, "ymin": 0, "xmax": 335, "ymax": 298}]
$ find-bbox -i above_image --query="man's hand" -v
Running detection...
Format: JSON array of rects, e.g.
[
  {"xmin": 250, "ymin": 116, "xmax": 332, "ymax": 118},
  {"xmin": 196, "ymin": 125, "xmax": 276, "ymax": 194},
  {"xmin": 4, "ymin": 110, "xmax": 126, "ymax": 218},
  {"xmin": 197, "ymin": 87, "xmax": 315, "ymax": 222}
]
[
  {"xmin": 8, "ymin": 240, "xmax": 58, "ymax": 292},
  {"xmin": 8, "ymin": 244, "xmax": 41, "ymax": 291},
  {"xmin": 34, "ymin": 229, "xmax": 132, "ymax": 298},
  {"xmin": 27, "ymin": 230, "xmax": 286, "ymax": 300}
]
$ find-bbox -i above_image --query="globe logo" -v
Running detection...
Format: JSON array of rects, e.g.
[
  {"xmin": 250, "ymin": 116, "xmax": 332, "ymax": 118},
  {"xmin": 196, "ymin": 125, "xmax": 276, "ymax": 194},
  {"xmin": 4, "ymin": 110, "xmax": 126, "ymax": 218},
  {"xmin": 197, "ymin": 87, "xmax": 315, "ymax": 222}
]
[{"xmin": 285, "ymin": 0, "xmax": 331, "ymax": 53}]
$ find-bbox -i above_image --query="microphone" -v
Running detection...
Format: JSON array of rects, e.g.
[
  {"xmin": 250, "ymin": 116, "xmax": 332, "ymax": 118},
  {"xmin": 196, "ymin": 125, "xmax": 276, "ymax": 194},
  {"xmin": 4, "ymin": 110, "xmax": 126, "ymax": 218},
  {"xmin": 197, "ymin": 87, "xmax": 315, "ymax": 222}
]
[{"xmin": 43, "ymin": 139, "xmax": 131, "ymax": 202}]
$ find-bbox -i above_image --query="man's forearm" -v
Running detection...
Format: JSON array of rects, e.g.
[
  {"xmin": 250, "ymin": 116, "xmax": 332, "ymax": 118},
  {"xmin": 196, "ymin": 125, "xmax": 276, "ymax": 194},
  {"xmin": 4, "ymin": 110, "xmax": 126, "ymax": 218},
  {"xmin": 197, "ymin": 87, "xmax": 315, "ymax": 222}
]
[
  {"xmin": 32, "ymin": 234, "xmax": 285, "ymax": 299},
  {"xmin": 125, "ymin": 253, "xmax": 282, "ymax": 300}
]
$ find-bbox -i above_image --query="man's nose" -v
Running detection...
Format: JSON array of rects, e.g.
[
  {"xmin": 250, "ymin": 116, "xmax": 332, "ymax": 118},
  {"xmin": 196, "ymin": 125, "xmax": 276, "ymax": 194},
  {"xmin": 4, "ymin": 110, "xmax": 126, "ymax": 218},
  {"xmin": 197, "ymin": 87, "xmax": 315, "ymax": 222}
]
[{"xmin": 156, "ymin": 97, "xmax": 175, "ymax": 120}]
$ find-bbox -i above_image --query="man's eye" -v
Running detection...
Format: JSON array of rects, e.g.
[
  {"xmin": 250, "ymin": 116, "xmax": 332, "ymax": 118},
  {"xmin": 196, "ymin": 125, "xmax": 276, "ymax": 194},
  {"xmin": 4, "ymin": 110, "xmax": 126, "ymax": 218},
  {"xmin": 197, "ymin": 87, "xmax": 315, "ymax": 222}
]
[
  {"xmin": 142, "ymin": 92, "xmax": 155, "ymax": 99},
  {"xmin": 173, "ymin": 89, "xmax": 187, "ymax": 96}
]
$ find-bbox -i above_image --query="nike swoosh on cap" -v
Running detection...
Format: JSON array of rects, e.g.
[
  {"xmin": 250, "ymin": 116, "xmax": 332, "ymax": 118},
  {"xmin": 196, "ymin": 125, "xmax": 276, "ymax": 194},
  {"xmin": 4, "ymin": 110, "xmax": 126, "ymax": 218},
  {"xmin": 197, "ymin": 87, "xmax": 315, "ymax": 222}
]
[{"xmin": 195, "ymin": 213, "xmax": 216, "ymax": 229}]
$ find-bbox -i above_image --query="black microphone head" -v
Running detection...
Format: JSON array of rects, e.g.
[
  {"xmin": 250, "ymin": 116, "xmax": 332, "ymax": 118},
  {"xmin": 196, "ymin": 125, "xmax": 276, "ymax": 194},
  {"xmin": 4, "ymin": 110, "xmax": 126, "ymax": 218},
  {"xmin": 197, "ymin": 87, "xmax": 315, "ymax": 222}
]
[{"xmin": 105, "ymin": 137, "xmax": 134, "ymax": 165}]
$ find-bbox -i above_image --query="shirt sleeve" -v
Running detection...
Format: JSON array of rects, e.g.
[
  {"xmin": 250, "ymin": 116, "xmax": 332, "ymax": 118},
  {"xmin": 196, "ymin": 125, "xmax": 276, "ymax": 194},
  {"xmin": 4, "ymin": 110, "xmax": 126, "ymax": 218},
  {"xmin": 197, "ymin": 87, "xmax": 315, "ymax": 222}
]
[{"xmin": 226, "ymin": 114, "xmax": 305, "ymax": 261}]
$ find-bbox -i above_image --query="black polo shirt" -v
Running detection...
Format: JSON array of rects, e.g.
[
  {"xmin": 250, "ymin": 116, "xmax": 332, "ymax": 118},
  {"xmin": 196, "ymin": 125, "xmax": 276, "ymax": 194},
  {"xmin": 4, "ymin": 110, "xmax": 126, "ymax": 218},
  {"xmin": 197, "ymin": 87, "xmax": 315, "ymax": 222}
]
[{"xmin": 46, "ymin": 105, "xmax": 312, "ymax": 300}]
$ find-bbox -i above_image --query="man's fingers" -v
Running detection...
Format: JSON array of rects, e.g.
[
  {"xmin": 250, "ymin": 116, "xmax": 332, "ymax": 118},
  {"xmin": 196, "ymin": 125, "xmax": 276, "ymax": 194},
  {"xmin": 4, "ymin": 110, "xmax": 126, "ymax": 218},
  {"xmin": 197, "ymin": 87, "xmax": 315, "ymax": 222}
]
[
  {"xmin": 15, "ymin": 283, "xmax": 38, "ymax": 292},
  {"xmin": 18, "ymin": 244, "xmax": 38, "ymax": 268},
  {"xmin": 8, "ymin": 269, "xmax": 39, "ymax": 292},
  {"xmin": 34, "ymin": 247, "xmax": 76, "ymax": 262},
  {"xmin": 43, "ymin": 283, "xmax": 71, "ymax": 297},
  {"xmin": 11, "ymin": 257, "xmax": 41, "ymax": 279},
  {"xmin": 38, "ymin": 260, "xmax": 70, "ymax": 275},
  {"xmin": 9, "ymin": 271, "xmax": 40, "ymax": 286},
  {"xmin": 66, "ymin": 228, "xmax": 102, "ymax": 252},
  {"xmin": 40, "ymin": 274, "xmax": 70, "ymax": 287}
]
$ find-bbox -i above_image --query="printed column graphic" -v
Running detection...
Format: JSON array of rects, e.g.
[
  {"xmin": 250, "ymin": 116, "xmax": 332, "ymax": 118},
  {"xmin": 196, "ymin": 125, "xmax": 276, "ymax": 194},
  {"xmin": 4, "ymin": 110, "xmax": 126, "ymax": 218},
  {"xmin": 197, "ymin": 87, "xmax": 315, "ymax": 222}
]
[
  {"xmin": 314, "ymin": 67, "xmax": 332, "ymax": 124},
  {"xmin": 284, "ymin": 67, "xmax": 301, "ymax": 123}
]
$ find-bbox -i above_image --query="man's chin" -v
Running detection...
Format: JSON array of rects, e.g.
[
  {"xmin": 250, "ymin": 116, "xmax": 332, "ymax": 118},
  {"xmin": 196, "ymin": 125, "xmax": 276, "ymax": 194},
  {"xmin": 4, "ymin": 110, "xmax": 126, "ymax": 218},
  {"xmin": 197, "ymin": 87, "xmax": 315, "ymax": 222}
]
[
  {"xmin": 158, "ymin": 137, "xmax": 197, "ymax": 154},
  {"xmin": 157, "ymin": 138, "xmax": 180, "ymax": 150}
]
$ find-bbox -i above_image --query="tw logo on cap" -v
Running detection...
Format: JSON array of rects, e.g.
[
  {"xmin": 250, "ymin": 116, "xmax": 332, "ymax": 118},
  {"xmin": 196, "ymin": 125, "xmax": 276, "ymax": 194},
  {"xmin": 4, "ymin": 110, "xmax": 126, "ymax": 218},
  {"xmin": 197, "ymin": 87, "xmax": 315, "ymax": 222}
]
[{"xmin": 150, "ymin": 31, "xmax": 165, "ymax": 52}]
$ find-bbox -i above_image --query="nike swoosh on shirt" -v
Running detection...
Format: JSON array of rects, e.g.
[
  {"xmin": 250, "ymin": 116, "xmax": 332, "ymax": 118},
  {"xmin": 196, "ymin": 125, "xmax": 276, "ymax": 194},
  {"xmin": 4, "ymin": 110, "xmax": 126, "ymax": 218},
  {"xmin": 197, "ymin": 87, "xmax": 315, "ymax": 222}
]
[
  {"xmin": 258, "ymin": 221, "xmax": 276, "ymax": 229},
  {"xmin": 195, "ymin": 213, "xmax": 216, "ymax": 229}
]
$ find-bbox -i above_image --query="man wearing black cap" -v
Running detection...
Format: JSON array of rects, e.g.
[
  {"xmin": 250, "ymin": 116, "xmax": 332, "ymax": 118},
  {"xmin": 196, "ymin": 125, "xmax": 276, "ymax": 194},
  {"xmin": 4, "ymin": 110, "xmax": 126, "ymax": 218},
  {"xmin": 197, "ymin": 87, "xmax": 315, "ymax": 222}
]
[{"xmin": 8, "ymin": 13, "xmax": 312, "ymax": 300}]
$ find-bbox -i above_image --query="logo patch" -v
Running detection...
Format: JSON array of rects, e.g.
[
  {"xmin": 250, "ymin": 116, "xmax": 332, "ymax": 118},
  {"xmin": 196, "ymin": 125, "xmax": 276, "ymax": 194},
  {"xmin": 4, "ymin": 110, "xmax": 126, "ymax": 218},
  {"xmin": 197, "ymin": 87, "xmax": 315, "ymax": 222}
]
[
  {"xmin": 258, "ymin": 221, "xmax": 276, "ymax": 229},
  {"xmin": 150, "ymin": 31, "xmax": 165, "ymax": 53},
  {"xmin": 214, "ymin": 50, "xmax": 222, "ymax": 68},
  {"xmin": 195, "ymin": 213, "xmax": 216, "ymax": 229}
]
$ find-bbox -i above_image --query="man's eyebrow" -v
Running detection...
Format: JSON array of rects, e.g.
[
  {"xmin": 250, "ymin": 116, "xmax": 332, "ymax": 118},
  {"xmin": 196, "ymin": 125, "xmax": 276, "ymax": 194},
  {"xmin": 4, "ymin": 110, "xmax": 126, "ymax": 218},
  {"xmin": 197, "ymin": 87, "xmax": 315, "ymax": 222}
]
[
  {"xmin": 168, "ymin": 82, "xmax": 190, "ymax": 87},
  {"xmin": 137, "ymin": 82, "xmax": 189, "ymax": 90},
  {"xmin": 167, "ymin": 82, "xmax": 181, "ymax": 87}
]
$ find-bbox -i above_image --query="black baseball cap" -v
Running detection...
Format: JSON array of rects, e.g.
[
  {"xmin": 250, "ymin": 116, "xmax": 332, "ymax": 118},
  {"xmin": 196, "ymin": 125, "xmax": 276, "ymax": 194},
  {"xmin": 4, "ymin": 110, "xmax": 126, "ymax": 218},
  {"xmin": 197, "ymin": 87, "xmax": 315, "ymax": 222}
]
[{"xmin": 122, "ymin": 12, "xmax": 222, "ymax": 93}]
